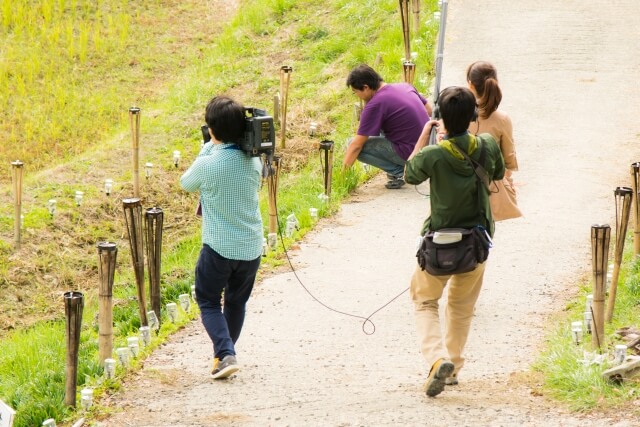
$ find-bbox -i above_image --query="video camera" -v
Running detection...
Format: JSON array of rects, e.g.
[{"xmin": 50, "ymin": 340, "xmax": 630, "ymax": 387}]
[{"xmin": 201, "ymin": 107, "xmax": 275, "ymax": 157}]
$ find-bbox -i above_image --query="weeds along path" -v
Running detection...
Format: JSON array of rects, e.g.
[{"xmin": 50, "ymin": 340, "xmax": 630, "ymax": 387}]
[{"xmin": 99, "ymin": 0, "xmax": 640, "ymax": 425}]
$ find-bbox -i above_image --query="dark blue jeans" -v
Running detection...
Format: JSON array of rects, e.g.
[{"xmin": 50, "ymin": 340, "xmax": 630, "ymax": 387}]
[{"xmin": 195, "ymin": 245, "xmax": 261, "ymax": 359}]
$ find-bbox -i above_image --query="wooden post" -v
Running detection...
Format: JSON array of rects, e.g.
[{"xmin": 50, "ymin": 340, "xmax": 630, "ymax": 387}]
[
  {"xmin": 279, "ymin": 66, "xmax": 292, "ymax": 149},
  {"xmin": 320, "ymin": 140, "xmax": 334, "ymax": 199},
  {"xmin": 606, "ymin": 187, "xmax": 633, "ymax": 322},
  {"xmin": 11, "ymin": 160, "xmax": 24, "ymax": 249},
  {"xmin": 64, "ymin": 291, "xmax": 84, "ymax": 407},
  {"xmin": 352, "ymin": 100, "xmax": 363, "ymax": 133},
  {"xmin": 123, "ymin": 198, "xmax": 148, "ymax": 326},
  {"xmin": 412, "ymin": 0, "xmax": 420, "ymax": 32},
  {"xmin": 273, "ymin": 92, "xmax": 280, "ymax": 124},
  {"xmin": 97, "ymin": 242, "xmax": 117, "ymax": 366},
  {"xmin": 399, "ymin": 0, "xmax": 411, "ymax": 61},
  {"xmin": 631, "ymin": 162, "xmax": 640, "ymax": 257},
  {"xmin": 129, "ymin": 107, "xmax": 141, "ymax": 198},
  {"xmin": 591, "ymin": 224, "xmax": 610, "ymax": 351},
  {"xmin": 145, "ymin": 207, "xmax": 164, "ymax": 325},
  {"xmin": 403, "ymin": 60, "xmax": 416, "ymax": 84}
]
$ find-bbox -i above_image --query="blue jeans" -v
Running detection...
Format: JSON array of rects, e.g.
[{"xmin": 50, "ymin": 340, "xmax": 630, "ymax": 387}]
[
  {"xmin": 195, "ymin": 245, "xmax": 261, "ymax": 359},
  {"xmin": 350, "ymin": 136, "xmax": 405, "ymax": 178}
]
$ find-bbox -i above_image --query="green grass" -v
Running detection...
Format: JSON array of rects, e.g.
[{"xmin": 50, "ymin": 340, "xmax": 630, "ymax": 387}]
[
  {"xmin": 533, "ymin": 233, "xmax": 640, "ymax": 414},
  {"xmin": 0, "ymin": 0, "xmax": 440, "ymax": 425}
]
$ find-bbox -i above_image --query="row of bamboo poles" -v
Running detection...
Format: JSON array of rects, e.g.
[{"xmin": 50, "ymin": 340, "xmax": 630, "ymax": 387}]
[{"xmin": 588, "ymin": 165, "xmax": 640, "ymax": 353}]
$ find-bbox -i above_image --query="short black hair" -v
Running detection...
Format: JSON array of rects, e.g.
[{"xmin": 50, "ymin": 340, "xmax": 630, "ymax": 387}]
[
  {"xmin": 346, "ymin": 64, "xmax": 384, "ymax": 91},
  {"xmin": 205, "ymin": 96, "xmax": 245, "ymax": 143},
  {"xmin": 438, "ymin": 87, "xmax": 477, "ymax": 135}
]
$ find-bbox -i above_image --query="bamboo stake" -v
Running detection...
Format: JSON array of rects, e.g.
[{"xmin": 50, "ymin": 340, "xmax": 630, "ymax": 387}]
[
  {"xmin": 129, "ymin": 107, "xmax": 141, "ymax": 198},
  {"xmin": 273, "ymin": 92, "xmax": 280, "ymax": 124},
  {"xmin": 279, "ymin": 66, "xmax": 292, "ymax": 149},
  {"xmin": 319, "ymin": 140, "xmax": 334, "ymax": 199},
  {"xmin": 631, "ymin": 162, "xmax": 640, "ymax": 256},
  {"xmin": 352, "ymin": 100, "xmax": 363, "ymax": 133},
  {"xmin": 399, "ymin": 0, "xmax": 411, "ymax": 62},
  {"xmin": 267, "ymin": 156, "xmax": 282, "ymax": 243},
  {"xmin": 412, "ymin": 0, "xmax": 420, "ymax": 32},
  {"xmin": 145, "ymin": 207, "xmax": 164, "ymax": 325},
  {"xmin": 11, "ymin": 160, "xmax": 24, "ymax": 249},
  {"xmin": 403, "ymin": 60, "xmax": 416, "ymax": 84},
  {"xmin": 591, "ymin": 224, "xmax": 610, "ymax": 351},
  {"xmin": 606, "ymin": 187, "xmax": 633, "ymax": 322},
  {"xmin": 64, "ymin": 291, "xmax": 84, "ymax": 407},
  {"xmin": 123, "ymin": 198, "xmax": 148, "ymax": 326},
  {"xmin": 97, "ymin": 242, "xmax": 117, "ymax": 366}
]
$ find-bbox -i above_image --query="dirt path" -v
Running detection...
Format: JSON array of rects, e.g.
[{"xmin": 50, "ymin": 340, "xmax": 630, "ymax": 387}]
[{"xmin": 97, "ymin": 1, "xmax": 640, "ymax": 426}]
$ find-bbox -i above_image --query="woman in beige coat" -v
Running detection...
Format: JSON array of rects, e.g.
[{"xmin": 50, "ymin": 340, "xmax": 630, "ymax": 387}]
[{"xmin": 467, "ymin": 61, "xmax": 522, "ymax": 220}]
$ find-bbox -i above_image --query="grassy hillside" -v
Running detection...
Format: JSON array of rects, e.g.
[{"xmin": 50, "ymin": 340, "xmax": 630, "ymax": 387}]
[
  {"xmin": 0, "ymin": 0, "xmax": 440, "ymax": 424},
  {"xmin": 0, "ymin": 0, "xmax": 439, "ymax": 331}
]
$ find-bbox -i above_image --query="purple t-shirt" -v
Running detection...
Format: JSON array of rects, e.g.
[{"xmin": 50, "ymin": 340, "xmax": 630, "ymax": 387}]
[{"xmin": 357, "ymin": 83, "xmax": 430, "ymax": 160}]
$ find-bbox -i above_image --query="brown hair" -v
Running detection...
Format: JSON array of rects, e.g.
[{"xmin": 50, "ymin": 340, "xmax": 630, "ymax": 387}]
[{"xmin": 466, "ymin": 61, "xmax": 502, "ymax": 120}]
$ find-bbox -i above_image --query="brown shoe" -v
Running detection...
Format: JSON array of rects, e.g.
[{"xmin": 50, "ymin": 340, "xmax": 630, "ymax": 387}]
[{"xmin": 424, "ymin": 358, "xmax": 454, "ymax": 397}]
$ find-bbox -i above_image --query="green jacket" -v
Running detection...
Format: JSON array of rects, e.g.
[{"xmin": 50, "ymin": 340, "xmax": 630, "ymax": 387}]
[{"xmin": 405, "ymin": 133, "xmax": 505, "ymax": 237}]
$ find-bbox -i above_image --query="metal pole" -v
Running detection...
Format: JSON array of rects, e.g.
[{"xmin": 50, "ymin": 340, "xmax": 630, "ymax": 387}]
[
  {"xmin": 97, "ymin": 242, "xmax": 117, "ymax": 366},
  {"xmin": 123, "ymin": 198, "xmax": 148, "ymax": 326},
  {"xmin": 129, "ymin": 107, "xmax": 141, "ymax": 198},
  {"xmin": 64, "ymin": 291, "xmax": 84, "ymax": 407},
  {"xmin": 145, "ymin": 207, "xmax": 164, "ymax": 325},
  {"xmin": 591, "ymin": 224, "xmax": 610, "ymax": 351},
  {"xmin": 606, "ymin": 187, "xmax": 633, "ymax": 322},
  {"xmin": 631, "ymin": 162, "xmax": 640, "ymax": 256},
  {"xmin": 319, "ymin": 140, "xmax": 334, "ymax": 199},
  {"xmin": 279, "ymin": 66, "xmax": 292, "ymax": 149},
  {"xmin": 429, "ymin": 0, "xmax": 448, "ymax": 145},
  {"xmin": 11, "ymin": 160, "xmax": 24, "ymax": 249}
]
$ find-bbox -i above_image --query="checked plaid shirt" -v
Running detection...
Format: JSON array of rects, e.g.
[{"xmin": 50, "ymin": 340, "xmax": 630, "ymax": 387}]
[{"xmin": 180, "ymin": 142, "xmax": 263, "ymax": 261}]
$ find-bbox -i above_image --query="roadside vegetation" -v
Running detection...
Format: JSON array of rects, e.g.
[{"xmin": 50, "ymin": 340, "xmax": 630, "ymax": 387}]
[
  {"xmin": 0, "ymin": 0, "xmax": 440, "ymax": 425},
  {"xmin": 2, "ymin": 0, "xmax": 638, "ymax": 426},
  {"xmin": 533, "ymin": 235, "xmax": 640, "ymax": 414}
]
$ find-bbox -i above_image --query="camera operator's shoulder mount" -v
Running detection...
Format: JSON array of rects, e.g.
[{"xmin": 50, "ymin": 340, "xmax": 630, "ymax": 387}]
[{"xmin": 201, "ymin": 107, "xmax": 275, "ymax": 158}]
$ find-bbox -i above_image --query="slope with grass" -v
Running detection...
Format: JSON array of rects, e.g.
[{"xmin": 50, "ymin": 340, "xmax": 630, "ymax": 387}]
[{"xmin": 0, "ymin": 0, "xmax": 441, "ymax": 425}]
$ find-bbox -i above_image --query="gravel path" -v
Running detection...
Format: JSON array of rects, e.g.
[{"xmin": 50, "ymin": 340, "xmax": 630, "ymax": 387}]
[{"xmin": 98, "ymin": 1, "xmax": 640, "ymax": 426}]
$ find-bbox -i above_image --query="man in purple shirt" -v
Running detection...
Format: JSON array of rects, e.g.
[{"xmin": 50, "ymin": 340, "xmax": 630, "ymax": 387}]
[{"xmin": 343, "ymin": 64, "xmax": 431, "ymax": 189}]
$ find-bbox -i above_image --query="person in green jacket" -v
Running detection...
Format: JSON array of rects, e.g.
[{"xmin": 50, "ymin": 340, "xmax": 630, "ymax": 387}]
[{"xmin": 404, "ymin": 86, "xmax": 505, "ymax": 397}]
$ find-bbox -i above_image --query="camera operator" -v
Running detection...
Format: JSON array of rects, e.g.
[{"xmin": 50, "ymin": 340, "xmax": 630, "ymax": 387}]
[{"xmin": 180, "ymin": 95, "xmax": 263, "ymax": 380}]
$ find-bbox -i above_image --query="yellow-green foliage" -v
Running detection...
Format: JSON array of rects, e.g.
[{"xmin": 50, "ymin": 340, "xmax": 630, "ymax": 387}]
[
  {"xmin": 0, "ymin": 0, "xmax": 441, "ymax": 425},
  {"xmin": 0, "ymin": 0, "xmax": 209, "ymax": 174}
]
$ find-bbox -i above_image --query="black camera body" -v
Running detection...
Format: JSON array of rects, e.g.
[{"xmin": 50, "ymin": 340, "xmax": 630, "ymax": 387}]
[{"xmin": 201, "ymin": 107, "xmax": 275, "ymax": 157}]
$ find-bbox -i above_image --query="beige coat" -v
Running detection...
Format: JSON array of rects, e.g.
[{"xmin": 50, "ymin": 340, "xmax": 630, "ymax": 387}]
[
  {"xmin": 469, "ymin": 110, "xmax": 518, "ymax": 171},
  {"xmin": 469, "ymin": 109, "xmax": 522, "ymax": 221}
]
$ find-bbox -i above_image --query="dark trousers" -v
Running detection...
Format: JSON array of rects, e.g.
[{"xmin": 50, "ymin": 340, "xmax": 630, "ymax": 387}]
[{"xmin": 195, "ymin": 245, "xmax": 260, "ymax": 359}]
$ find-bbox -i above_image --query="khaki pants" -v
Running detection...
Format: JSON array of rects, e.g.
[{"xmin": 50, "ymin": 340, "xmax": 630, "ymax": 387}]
[{"xmin": 410, "ymin": 262, "xmax": 486, "ymax": 374}]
